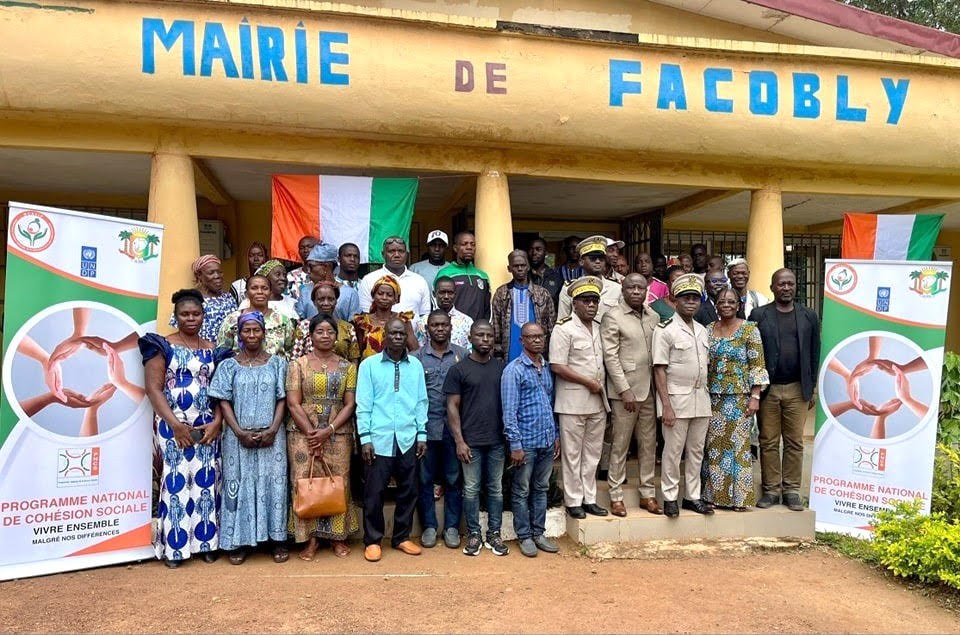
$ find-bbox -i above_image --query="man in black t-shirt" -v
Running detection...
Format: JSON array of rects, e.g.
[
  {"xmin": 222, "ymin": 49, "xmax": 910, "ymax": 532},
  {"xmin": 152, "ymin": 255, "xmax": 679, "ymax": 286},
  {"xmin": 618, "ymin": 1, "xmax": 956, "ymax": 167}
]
[{"xmin": 444, "ymin": 320, "xmax": 508, "ymax": 557}]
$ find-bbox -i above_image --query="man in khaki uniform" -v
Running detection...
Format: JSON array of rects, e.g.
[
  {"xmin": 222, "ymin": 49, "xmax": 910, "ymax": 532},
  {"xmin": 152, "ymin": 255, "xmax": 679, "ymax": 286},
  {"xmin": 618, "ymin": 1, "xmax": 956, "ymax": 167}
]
[
  {"xmin": 652, "ymin": 273, "xmax": 714, "ymax": 518},
  {"xmin": 557, "ymin": 236, "xmax": 622, "ymax": 321},
  {"xmin": 600, "ymin": 273, "xmax": 662, "ymax": 517},
  {"xmin": 549, "ymin": 277, "xmax": 610, "ymax": 519}
]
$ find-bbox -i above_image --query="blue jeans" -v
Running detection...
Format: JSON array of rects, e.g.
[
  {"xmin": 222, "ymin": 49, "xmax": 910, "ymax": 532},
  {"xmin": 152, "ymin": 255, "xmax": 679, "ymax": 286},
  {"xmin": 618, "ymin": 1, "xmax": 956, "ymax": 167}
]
[
  {"xmin": 511, "ymin": 446, "xmax": 554, "ymax": 541},
  {"xmin": 461, "ymin": 443, "xmax": 505, "ymax": 537},
  {"xmin": 417, "ymin": 436, "xmax": 462, "ymax": 531}
]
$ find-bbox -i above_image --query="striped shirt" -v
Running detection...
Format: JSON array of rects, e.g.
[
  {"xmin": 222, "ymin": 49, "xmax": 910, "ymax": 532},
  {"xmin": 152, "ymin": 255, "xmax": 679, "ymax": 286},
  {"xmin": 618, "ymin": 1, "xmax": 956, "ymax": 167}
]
[{"xmin": 501, "ymin": 352, "xmax": 557, "ymax": 452}]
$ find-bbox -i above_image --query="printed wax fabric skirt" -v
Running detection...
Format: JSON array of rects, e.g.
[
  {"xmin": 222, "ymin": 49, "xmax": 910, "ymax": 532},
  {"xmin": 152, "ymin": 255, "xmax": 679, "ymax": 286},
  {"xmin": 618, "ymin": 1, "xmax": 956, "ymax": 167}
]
[
  {"xmin": 288, "ymin": 429, "xmax": 360, "ymax": 542},
  {"xmin": 701, "ymin": 393, "xmax": 756, "ymax": 508}
]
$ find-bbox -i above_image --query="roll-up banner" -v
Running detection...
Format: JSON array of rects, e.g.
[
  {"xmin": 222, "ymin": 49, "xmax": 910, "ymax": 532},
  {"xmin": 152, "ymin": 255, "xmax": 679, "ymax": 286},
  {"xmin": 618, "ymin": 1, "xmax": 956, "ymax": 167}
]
[
  {"xmin": 0, "ymin": 202, "xmax": 162, "ymax": 579},
  {"xmin": 811, "ymin": 259, "xmax": 951, "ymax": 538}
]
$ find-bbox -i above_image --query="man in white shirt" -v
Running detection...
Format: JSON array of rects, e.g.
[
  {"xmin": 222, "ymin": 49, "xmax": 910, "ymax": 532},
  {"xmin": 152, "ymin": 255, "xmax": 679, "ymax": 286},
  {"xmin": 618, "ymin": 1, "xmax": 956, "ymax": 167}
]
[
  {"xmin": 358, "ymin": 236, "xmax": 432, "ymax": 318},
  {"xmin": 727, "ymin": 258, "xmax": 769, "ymax": 318}
]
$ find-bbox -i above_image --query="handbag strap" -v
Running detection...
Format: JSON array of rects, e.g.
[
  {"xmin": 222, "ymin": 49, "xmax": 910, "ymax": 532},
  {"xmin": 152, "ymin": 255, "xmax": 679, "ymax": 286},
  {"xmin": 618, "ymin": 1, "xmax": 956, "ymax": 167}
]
[{"xmin": 316, "ymin": 454, "xmax": 334, "ymax": 477}]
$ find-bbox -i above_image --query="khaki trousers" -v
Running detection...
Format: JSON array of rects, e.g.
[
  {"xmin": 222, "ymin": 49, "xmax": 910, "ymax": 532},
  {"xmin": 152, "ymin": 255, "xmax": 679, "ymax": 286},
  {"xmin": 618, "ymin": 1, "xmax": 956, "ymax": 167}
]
[
  {"xmin": 559, "ymin": 412, "xmax": 606, "ymax": 506},
  {"xmin": 607, "ymin": 394, "xmax": 657, "ymax": 501},
  {"xmin": 660, "ymin": 416, "xmax": 708, "ymax": 502},
  {"xmin": 758, "ymin": 382, "xmax": 806, "ymax": 496}
]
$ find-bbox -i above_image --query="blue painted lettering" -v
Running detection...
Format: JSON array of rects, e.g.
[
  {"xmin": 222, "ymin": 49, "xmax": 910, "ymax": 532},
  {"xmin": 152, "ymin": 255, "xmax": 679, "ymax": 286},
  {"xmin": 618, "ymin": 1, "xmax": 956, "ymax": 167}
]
[
  {"xmin": 657, "ymin": 64, "xmax": 687, "ymax": 110},
  {"xmin": 749, "ymin": 71, "xmax": 778, "ymax": 116},
  {"xmin": 238, "ymin": 19, "xmax": 254, "ymax": 79},
  {"xmin": 836, "ymin": 75, "xmax": 867, "ymax": 122},
  {"xmin": 608, "ymin": 59, "xmax": 641, "ymax": 107},
  {"xmin": 295, "ymin": 23, "xmax": 308, "ymax": 84},
  {"xmin": 142, "ymin": 18, "xmax": 195, "ymax": 76},
  {"xmin": 703, "ymin": 67, "xmax": 733, "ymax": 114},
  {"xmin": 200, "ymin": 22, "xmax": 238, "ymax": 78},
  {"xmin": 320, "ymin": 32, "xmax": 350, "ymax": 85},
  {"xmin": 793, "ymin": 72, "xmax": 820, "ymax": 119},
  {"xmin": 881, "ymin": 78, "xmax": 910, "ymax": 125},
  {"xmin": 257, "ymin": 26, "xmax": 288, "ymax": 82}
]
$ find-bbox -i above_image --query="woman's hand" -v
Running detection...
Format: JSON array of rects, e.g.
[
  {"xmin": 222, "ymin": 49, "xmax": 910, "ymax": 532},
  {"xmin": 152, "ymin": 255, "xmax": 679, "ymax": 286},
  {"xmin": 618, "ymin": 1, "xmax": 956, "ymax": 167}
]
[
  {"xmin": 87, "ymin": 383, "xmax": 117, "ymax": 408},
  {"xmin": 199, "ymin": 420, "xmax": 222, "ymax": 445},
  {"xmin": 745, "ymin": 394, "xmax": 760, "ymax": 417},
  {"xmin": 171, "ymin": 421, "xmax": 195, "ymax": 449},
  {"xmin": 258, "ymin": 428, "xmax": 277, "ymax": 448}
]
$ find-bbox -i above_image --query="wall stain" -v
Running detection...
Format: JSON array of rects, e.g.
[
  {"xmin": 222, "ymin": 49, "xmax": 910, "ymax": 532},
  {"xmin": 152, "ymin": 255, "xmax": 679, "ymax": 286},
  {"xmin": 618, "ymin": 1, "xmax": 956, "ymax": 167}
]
[{"xmin": 0, "ymin": 1, "xmax": 94, "ymax": 13}]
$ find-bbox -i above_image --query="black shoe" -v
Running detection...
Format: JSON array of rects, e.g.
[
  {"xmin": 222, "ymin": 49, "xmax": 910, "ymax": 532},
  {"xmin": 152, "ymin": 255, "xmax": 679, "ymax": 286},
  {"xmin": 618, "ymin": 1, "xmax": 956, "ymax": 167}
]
[
  {"xmin": 663, "ymin": 500, "xmax": 679, "ymax": 518},
  {"xmin": 582, "ymin": 503, "xmax": 608, "ymax": 517},
  {"xmin": 202, "ymin": 552, "xmax": 219, "ymax": 563},
  {"xmin": 462, "ymin": 532, "xmax": 482, "ymax": 556},
  {"xmin": 164, "ymin": 559, "xmax": 181, "ymax": 569},
  {"xmin": 757, "ymin": 493, "xmax": 779, "ymax": 509},
  {"xmin": 783, "ymin": 493, "xmax": 805, "ymax": 511},
  {"xmin": 681, "ymin": 498, "xmax": 715, "ymax": 515},
  {"xmin": 566, "ymin": 505, "xmax": 586, "ymax": 519}
]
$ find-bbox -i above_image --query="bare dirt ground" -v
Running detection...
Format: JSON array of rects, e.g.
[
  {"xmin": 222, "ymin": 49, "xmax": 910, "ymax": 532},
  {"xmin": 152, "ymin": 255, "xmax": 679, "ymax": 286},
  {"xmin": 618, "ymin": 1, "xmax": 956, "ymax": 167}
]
[{"xmin": 1, "ymin": 539, "xmax": 957, "ymax": 634}]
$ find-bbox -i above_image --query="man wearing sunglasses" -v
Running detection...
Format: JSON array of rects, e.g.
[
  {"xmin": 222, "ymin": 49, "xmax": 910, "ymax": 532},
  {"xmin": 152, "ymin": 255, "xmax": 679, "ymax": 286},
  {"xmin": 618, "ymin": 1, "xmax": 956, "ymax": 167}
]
[
  {"xmin": 695, "ymin": 269, "xmax": 730, "ymax": 326},
  {"xmin": 557, "ymin": 236, "xmax": 622, "ymax": 321}
]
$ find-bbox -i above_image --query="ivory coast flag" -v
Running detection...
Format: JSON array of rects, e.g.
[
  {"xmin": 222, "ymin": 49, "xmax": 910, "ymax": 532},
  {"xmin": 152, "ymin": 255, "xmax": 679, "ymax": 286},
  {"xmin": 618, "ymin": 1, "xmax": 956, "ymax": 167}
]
[
  {"xmin": 272, "ymin": 175, "xmax": 418, "ymax": 263},
  {"xmin": 841, "ymin": 213, "xmax": 944, "ymax": 260}
]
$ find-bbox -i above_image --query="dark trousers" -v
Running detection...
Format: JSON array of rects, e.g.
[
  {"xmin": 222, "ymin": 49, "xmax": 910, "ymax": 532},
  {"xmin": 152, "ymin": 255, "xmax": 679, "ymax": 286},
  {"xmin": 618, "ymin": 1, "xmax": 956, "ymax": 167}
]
[
  {"xmin": 363, "ymin": 443, "xmax": 418, "ymax": 547},
  {"xmin": 417, "ymin": 436, "xmax": 463, "ymax": 532}
]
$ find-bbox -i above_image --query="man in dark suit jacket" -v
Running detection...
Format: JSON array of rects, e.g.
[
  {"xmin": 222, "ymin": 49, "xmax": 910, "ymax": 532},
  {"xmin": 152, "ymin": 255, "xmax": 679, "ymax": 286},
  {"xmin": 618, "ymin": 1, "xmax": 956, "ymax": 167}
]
[
  {"xmin": 748, "ymin": 268, "xmax": 820, "ymax": 512},
  {"xmin": 694, "ymin": 269, "xmax": 728, "ymax": 326}
]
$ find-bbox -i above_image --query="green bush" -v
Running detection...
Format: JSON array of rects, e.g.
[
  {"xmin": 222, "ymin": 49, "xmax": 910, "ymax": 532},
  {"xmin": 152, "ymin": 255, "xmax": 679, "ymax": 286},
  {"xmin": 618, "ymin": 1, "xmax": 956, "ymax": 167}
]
[
  {"xmin": 939, "ymin": 352, "xmax": 960, "ymax": 447},
  {"xmin": 933, "ymin": 444, "xmax": 960, "ymax": 520},
  {"xmin": 871, "ymin": 500, "xmax": 960, "ymax": 591}
]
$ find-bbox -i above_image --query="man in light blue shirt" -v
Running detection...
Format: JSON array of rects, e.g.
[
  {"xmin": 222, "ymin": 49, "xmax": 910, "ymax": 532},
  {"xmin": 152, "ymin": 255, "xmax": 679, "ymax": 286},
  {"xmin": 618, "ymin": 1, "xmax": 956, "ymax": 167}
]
[
  {"xmin": 294, "ymin": 242, "xmax": 361, "ymax": 322},
  {"xmin": 356, "ymin": 318, "xmax": 428, "ymax": 562}
]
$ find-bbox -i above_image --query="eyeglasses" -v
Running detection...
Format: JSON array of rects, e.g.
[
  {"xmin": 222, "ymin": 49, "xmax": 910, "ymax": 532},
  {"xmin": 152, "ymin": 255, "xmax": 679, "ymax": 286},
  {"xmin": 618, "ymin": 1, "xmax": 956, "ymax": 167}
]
[
  {"xmin": 522, "ymin": 334, "xmax": 545, "ymax": 340},
  {"xmin": 384, "ymin": 238, "xmax": 406, "ymax": 246},
  {"xmin": 576, "ymin": 297, "xmax": 600, "ymax": 305},
  {"xmin": 584, "ymin": 253, "xmax": 606, "ymax": 261}
]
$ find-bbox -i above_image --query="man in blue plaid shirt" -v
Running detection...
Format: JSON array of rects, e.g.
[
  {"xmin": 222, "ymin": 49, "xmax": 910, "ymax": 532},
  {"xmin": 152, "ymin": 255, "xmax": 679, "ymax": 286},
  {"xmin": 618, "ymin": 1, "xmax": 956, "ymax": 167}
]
[{"xmin": 501, "ymin": 322, "xmax": 561, "ymax": 557}]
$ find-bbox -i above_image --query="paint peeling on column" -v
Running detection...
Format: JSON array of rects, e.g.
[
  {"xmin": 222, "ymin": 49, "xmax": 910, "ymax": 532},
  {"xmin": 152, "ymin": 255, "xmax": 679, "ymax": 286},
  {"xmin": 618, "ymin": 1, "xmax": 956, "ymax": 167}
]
[{"xmin": 0, "ymin": 1, "xmax": 94, "ymax": 13}]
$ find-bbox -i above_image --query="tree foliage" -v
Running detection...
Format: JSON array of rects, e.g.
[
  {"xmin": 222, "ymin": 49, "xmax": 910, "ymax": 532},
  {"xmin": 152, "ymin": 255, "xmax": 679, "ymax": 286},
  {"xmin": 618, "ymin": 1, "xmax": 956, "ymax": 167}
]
[{"xmin": 842, "ymin": 0, "xmax": 960, "ymax": 34}]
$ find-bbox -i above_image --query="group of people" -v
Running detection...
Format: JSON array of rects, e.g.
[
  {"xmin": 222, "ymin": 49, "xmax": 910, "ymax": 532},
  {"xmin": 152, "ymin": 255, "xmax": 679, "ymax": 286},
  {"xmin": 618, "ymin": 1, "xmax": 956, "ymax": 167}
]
[{"xmin": 140, "ymin": 229, "xmax": 819, "ymax": 566}]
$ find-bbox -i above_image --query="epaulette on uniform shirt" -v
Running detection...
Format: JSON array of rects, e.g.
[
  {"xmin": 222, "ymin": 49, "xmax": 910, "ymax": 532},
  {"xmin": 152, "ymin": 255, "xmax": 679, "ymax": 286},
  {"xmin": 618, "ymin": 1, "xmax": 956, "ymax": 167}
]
[
  {"xmin": 657, "ymin": 317, "xmax": 673, "ymax": 328},
  {"xmin": 556, "ymin": 316, "xmax": 573, "ymax": 325}
]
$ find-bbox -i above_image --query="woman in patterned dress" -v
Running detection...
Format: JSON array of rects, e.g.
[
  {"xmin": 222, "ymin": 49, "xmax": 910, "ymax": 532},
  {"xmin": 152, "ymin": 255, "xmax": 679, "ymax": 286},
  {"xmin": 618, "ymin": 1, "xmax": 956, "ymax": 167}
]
[
  {"xmin": 209, "ymin": 311, "xmax": 290, "ymax": 565},
  {"xmin": 141, "ymin": 289, "xmax": 232, "ymax": 567},
  {"xmin": 702, "ymin": 287, "xmax": 769, "ymax": 511},
  {"xmin": 286, "ymin": 314, "xmax": 359, "ymax": 560},
  {"xmin": 168, "ymin": 254, "xmax": 238, "ymax": 343},
  {"xmin": 351, "ymin": 275, "xmax": 420, "ymax": 360},
  {"xmin": 218, "ymin": 275, "xmax": 295, "ymax": 358},
  {"xmin": 290, "ymin": 280, "xmax": 360, "ymax": 364}
]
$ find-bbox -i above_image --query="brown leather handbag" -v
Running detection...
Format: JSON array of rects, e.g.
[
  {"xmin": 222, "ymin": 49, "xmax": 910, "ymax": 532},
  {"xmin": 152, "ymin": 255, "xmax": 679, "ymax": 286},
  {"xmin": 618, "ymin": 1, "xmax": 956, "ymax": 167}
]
[{"xmin": 293, "ymin": 455, "xmax": 347, "ymax": 519}]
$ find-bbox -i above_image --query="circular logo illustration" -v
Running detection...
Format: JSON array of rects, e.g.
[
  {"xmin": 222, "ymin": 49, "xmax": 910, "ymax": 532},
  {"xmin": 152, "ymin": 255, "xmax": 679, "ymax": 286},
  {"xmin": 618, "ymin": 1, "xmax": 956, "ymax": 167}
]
[
  {"xmin": 10, "ymin": 210, "xmax": 55, "ymax": 253},
  {"xmin": 819, "ymin": 332, "xmax": 932, "ymax": 442},
  {"xmin": 4, "ymin": 302, "xmax": 146, "ymax": 439},
  {"xmin": 825, "ymin": 262, "xmax": 858, "ymax": 296}
]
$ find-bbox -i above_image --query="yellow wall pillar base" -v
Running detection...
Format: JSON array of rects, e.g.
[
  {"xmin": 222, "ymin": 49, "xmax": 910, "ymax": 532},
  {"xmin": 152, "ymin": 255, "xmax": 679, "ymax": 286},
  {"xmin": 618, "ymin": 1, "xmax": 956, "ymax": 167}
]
[
  {"xmin": 746, "ymin": 186, "xmax": 784, "ymax": 296},
  {"xmin": 148, "ymin": 149, "xmax": 199, "ymax": 332},
  {"xmin": 474, "ymin": 169, "xmax": 514, "ymax": 293}
]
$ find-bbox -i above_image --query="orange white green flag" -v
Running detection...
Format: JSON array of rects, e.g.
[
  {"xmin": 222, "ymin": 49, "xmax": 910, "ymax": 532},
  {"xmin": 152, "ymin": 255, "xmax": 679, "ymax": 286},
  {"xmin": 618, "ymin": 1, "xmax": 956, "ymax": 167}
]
[
  {"xmin": 841, "ymin": 213, "xmax": 943, "ymax": 261},
  {"xmin": 271, "ymin": 175, "xmax": 418, "ymax": 263}
]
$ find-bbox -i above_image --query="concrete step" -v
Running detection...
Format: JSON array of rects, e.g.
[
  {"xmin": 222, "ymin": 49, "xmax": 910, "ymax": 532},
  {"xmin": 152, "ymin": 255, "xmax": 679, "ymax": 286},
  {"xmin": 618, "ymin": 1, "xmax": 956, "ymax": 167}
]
[{"xmin": 567, "ymin": 505, "xmax": 815, "ymax": 545}]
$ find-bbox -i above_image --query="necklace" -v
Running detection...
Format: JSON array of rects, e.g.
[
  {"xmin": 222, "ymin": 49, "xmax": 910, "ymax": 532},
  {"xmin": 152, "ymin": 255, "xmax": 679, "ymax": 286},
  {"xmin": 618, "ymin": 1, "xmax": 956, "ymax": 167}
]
[
  {"xmin": 175, "ymin": 331, "xmax": 202, "ymax": 350},
  {"xmin": 311, "ymin": 350, "xmax": 337, "ymax": 371},
  {"xmin": 238, "ymin": 349, "xmax": 267, "ymax": 366}
]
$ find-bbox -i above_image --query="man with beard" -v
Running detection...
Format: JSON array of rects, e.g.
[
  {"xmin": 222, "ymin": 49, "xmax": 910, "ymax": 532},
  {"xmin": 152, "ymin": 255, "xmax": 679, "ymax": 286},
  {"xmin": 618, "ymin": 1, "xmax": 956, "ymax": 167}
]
[
  {"xmin": 410, "ymin": 229, "xmax": 449, "ymax": 291},
  {"xmin": 557, "ymin": 236, "xmax": 622, "ymax": 321},
  {"xmin": 436, "ymin": 231, "xmax": 491, "ymax": 321},
  {"xmin": 527, "ymin": 237, "xmax": 563, "ymax": 311},
  {"xmin": 727, "ymin": 258, "xmax": 768, "ymax": 319}
]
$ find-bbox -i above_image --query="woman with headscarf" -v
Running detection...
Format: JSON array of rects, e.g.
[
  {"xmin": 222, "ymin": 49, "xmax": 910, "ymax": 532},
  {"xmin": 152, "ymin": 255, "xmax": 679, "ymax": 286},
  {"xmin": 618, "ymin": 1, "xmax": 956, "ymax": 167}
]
[
  {"xmin": 286, "ymin": 313, "xmax": 360, "ymax": 560},
  {"xmin": 141, "ymin": 288, "xmax": 232, "ymax": 567},
  {"xmin": 231, "ymin": 241, "xmax": 268, "ymax": 303},
  {"xmin": 209, "ymin": 311, "xmax": 290, "ymax": 564},
  {"xmin": 218, "ymin": 274, "xmax": 295, "ymax": 358},
  {"xmin": 238, "ymin": 259, "xmax": 299, "ymax": 322},
  {"xmin": 169, "ymin": 254, "xmax": 238, "ymax": 343},
  {"xmin": 351, "ymin": 275, "xmax": 421, "ymax": 359},
  {"xmin": 290, "ymin": 280, "xmax": 360, "ymax": 363}
]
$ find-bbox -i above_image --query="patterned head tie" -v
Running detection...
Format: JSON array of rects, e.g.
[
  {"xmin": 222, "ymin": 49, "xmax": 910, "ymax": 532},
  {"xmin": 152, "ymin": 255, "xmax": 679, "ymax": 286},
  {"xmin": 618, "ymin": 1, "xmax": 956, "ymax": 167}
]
[
  {"xmin": 255, "ymin": 259, "xmax": 285, "ymax": 277},
  {"xmin": 372, "ymin": 275, "xmax": 401, "ymax": 301},
  {"xmin": 237, "ymin": 310, "xmax": 266, "ymax": 331},
  {"xmin": 192, "ymin": 254, "xmax": 221, "ymax": 277}
]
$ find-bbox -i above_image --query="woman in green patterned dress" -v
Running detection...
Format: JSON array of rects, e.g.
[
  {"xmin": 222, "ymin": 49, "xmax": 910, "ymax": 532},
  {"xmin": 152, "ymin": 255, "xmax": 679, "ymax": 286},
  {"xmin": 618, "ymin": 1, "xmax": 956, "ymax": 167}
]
[
  {"xmin": 286, "ymin": 313, "xmax": 359, "ymax": 560},
  {"xmin": 702, "ymin": 288, "xmax": 769, "ymax": 511}
]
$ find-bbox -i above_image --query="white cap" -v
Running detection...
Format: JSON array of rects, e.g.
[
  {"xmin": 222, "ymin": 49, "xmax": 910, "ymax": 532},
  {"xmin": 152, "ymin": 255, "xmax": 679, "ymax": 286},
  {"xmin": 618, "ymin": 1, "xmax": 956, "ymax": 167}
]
[
  {"xmin": 427, "ymin": 230, "xmax": 449, "ymax": 245},
  {"xmin": 605, "ymin": 238, "xmax": 625, "ymax": 250}
]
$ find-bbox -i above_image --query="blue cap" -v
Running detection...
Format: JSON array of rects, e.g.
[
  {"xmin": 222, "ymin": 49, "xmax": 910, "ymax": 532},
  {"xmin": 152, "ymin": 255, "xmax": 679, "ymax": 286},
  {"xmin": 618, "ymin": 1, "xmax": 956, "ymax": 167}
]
[{"xmin": 307, "ymin": 241, "xmax": 338, "ymax": 263}]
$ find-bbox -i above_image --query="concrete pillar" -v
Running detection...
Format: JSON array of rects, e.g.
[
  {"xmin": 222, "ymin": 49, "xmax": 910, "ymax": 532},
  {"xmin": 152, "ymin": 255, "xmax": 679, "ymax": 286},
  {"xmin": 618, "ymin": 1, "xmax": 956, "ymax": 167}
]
[
  {"xmin": 148, "ymin": 148, "xmax": 199, "ymax": 332},
  {"xmin": 746, "ymin": 186, "xmax": 784, "ymax": 296},
  {"xmin": 474, "ymin": 169, "xmax": 514, "ymax": 291}
]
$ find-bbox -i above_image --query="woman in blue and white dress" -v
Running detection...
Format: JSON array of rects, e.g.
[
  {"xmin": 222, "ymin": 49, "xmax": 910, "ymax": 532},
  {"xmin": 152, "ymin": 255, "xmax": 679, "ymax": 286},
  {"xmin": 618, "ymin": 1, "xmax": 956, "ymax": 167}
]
[{"xmin": 141, "ymin": 288, "xmax": 232, "ymax": 568}]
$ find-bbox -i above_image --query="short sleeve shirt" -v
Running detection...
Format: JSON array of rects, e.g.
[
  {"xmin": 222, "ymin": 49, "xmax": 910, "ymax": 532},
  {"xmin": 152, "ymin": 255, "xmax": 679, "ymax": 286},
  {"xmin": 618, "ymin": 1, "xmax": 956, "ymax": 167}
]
[
  {"xmin": 651, "ymin": 317, "xmax": 711, "ymax": 418},
  {"xmin": 443, "ymin": 356, "xmax": 505, "ymax": 447}
]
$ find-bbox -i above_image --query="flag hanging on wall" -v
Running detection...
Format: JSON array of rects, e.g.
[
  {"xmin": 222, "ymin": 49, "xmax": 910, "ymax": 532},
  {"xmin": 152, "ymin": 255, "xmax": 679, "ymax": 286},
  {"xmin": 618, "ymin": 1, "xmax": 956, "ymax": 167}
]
[
  {"xmin": 272, "ymin": 175, "xmax": 418, "ymax": 263},
  {"xmin": 841, "ymin": 213, "xmax": 944, "ymax": 261}
]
